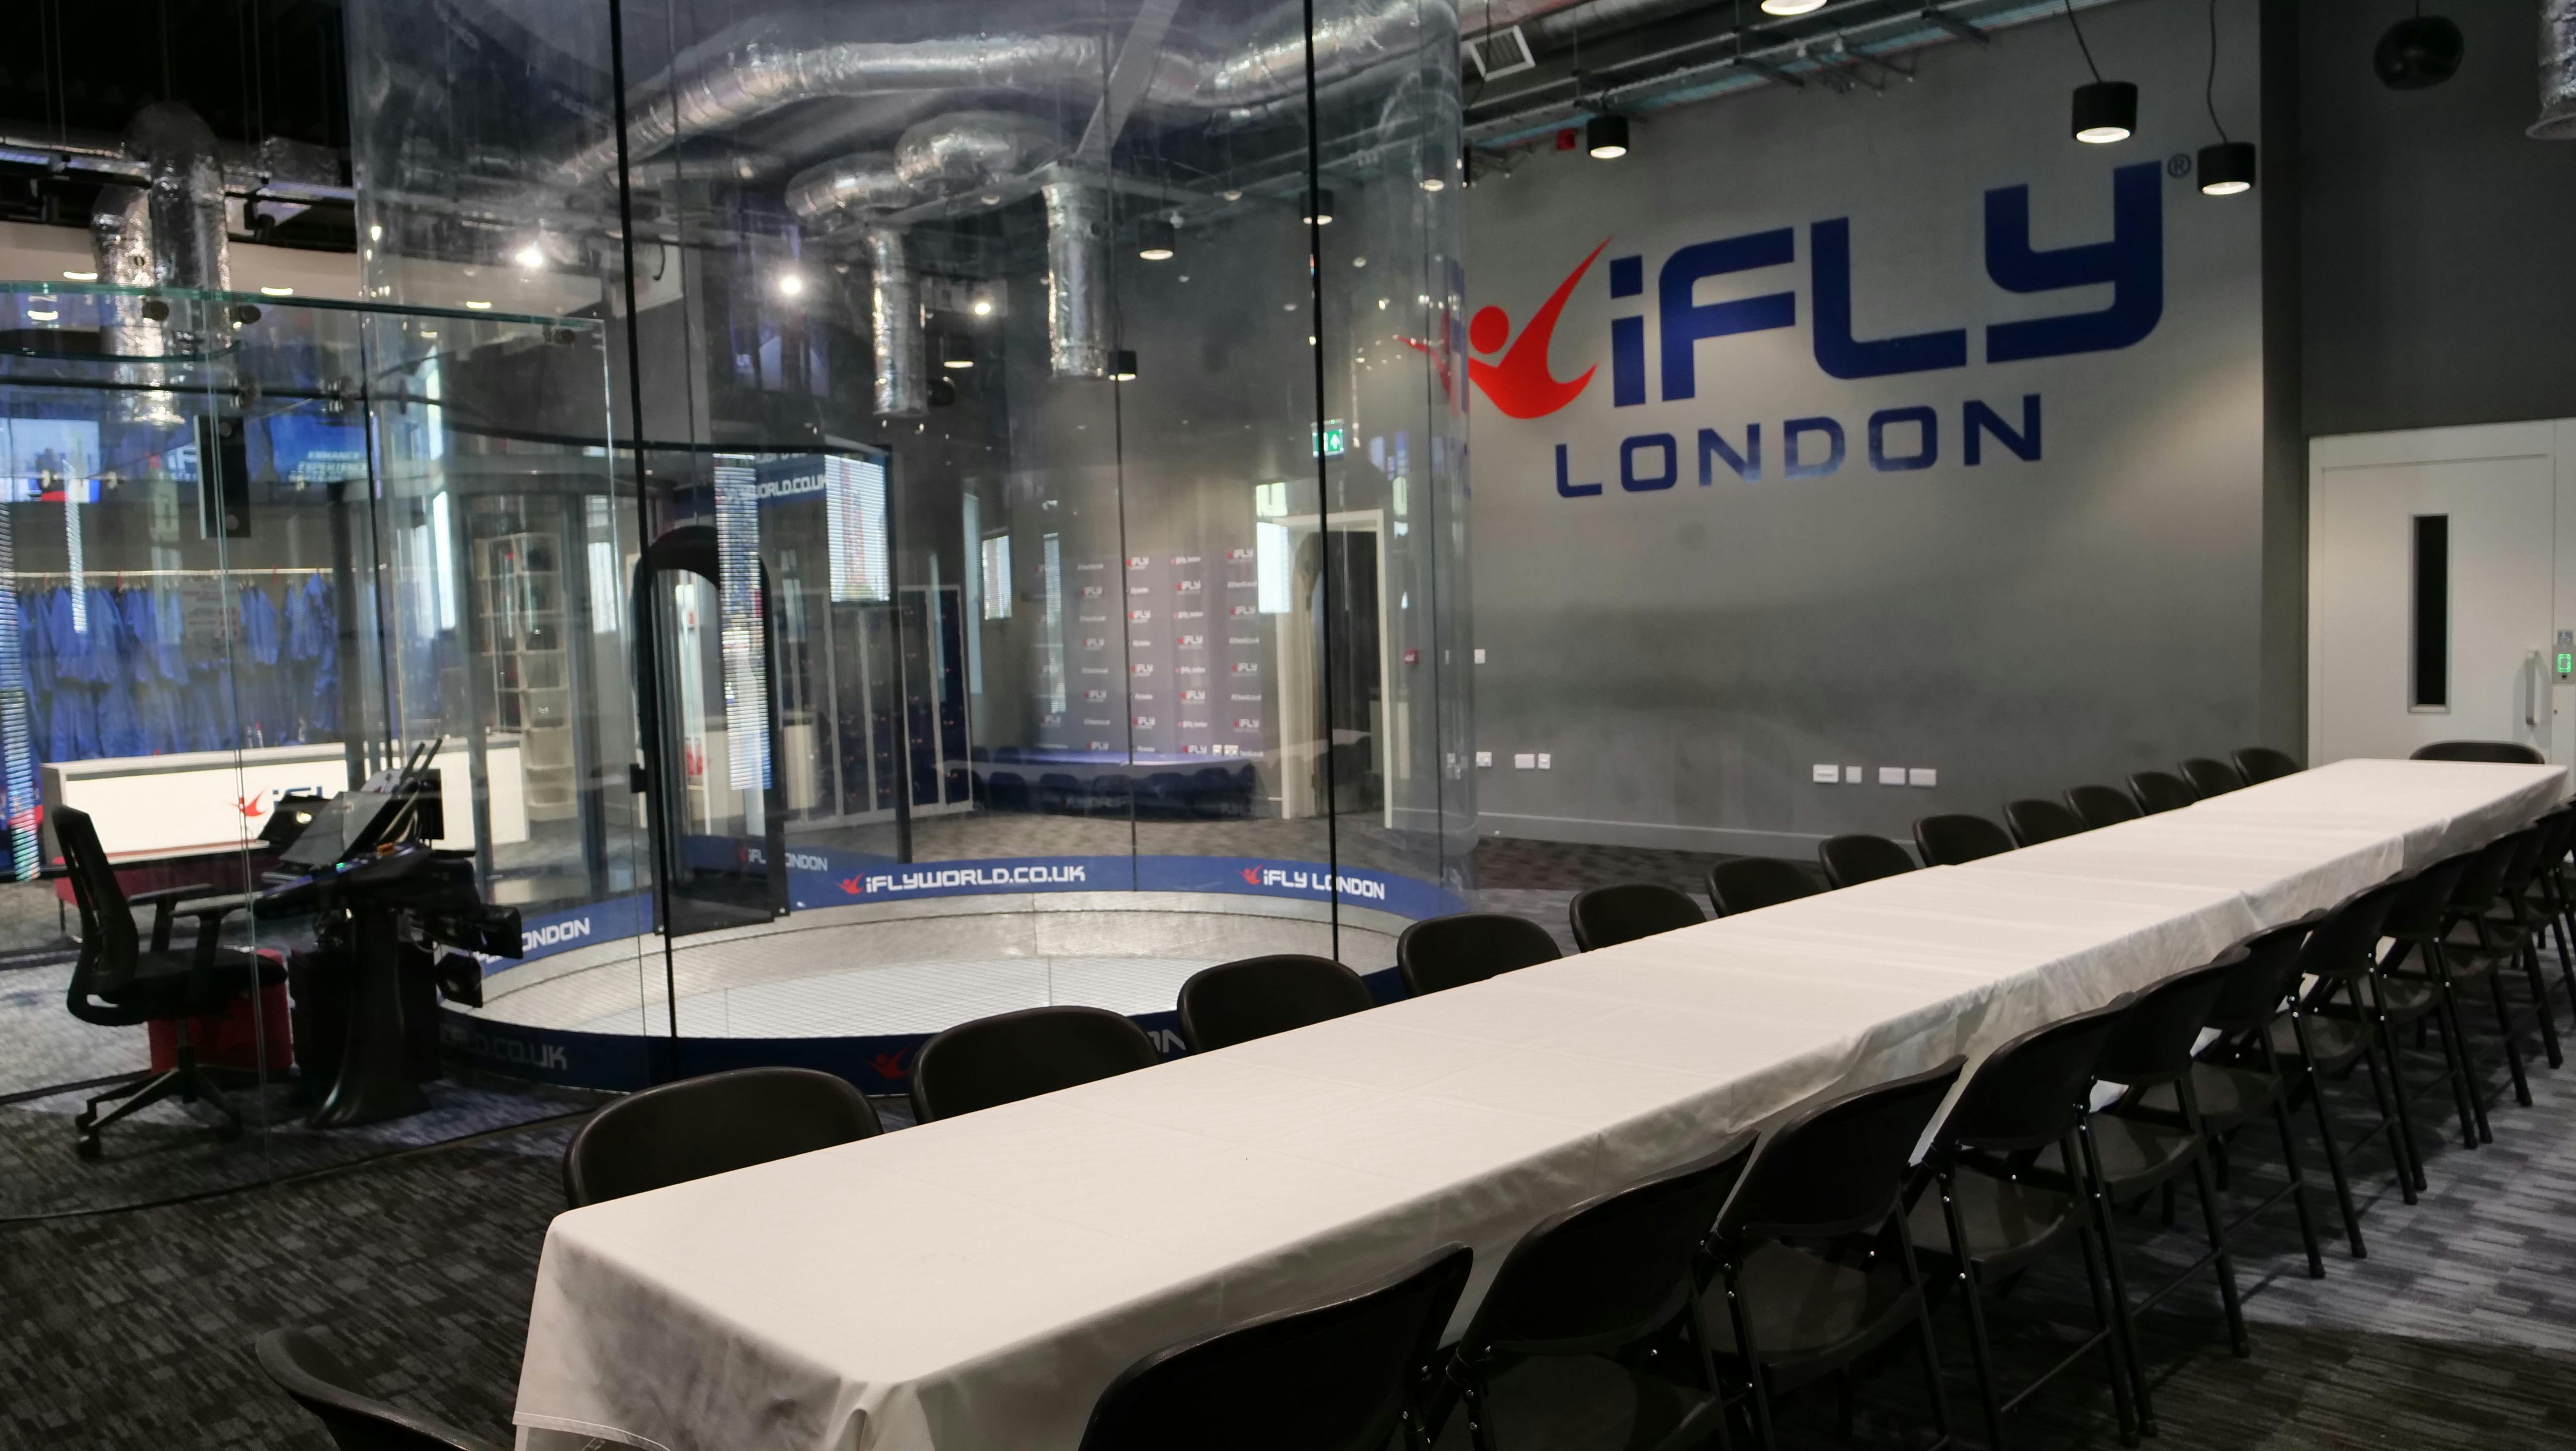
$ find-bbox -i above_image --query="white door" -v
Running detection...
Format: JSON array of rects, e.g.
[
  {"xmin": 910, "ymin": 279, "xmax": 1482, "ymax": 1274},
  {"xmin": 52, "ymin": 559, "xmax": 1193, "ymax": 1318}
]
[{"xmin": 2311, "ymin": 428, "xmax": 2556, "ymax": 764}]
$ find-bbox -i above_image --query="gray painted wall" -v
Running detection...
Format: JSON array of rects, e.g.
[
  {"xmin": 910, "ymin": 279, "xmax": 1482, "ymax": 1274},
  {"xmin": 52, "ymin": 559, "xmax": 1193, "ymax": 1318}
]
[
  {"xmin": 1463, "ymin": 0, "xmax": 2273, "ymax": 855},
  {"xmin": 2300, "ymin": 0, "xmax": 2576, "ymax": 438}
]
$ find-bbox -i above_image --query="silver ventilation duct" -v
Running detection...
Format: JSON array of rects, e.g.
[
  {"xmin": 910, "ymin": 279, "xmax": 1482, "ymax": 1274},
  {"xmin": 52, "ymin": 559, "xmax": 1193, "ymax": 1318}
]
[
  {"xmin": 125, "ymin": 102, "xmax": 231, "ymax": 293},
  {"xmin": 2535, "ymin": 0, "xmax": 2576, "ymax": 139},
  {"xmin": 1042, "ymin": 180, "xmax": 1112, "ymax": 380},
  {"xmin": 785, "ymin": 112, "xmax": 1060, "ymax": 222},
  {"xmin": 88, "ymin": 184, "xmax": 177, "ymax": 425},
  {"xmin": 866, "ymin": 227, "xmax": 927, "ymax": 417}
]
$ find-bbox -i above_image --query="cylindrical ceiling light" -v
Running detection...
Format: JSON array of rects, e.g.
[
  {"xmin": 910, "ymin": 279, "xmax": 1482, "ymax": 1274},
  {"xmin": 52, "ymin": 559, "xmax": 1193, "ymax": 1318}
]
[
  {"xmin": 1585, "ymin": 114, "xmax": 1629, "ymax": 160},
  {"xmin": 2072, "ymin": 81, "xmax": 2137, "ymax": 143},
  {"xmin": 1301, "ymin": 189, "xmax": 1335, "ymax": 226},
  {"xmin": 940, "ymin": 332, "xmax": 974, "ymax": 369},
  {"xmin": 1137, "ymin": 217, "xmax": 1177, "ymax": 261},
  {"xmin": 1110, "ymin": 348, "xmax": 1139, "ymax": 381},
  {"xmin": 2197, "ymin": 141, "xmax": 2256, "ymax": 195}
]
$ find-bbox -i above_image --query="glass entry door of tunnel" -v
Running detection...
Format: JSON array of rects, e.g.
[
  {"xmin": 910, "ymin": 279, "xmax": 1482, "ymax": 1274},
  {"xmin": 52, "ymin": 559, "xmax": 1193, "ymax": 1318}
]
[{"xmin": 634, "ymin": 448, "xmax": 914, "ymax": 942}]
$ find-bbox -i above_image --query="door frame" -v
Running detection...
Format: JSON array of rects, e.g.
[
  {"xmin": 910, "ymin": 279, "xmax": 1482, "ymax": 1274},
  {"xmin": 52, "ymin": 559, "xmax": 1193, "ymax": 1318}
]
[{"xmin": 2308, "ymin": 419, "xmax": 2571, "ymax": 766}]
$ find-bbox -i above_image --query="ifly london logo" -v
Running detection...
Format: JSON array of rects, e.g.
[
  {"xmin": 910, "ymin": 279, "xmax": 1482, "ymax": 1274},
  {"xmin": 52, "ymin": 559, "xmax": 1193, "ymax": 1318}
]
[
  {"xmin": 1236, "ymin": 863, "xmax": 1390, "ymax": 902},
  {"xmin": 1472, "ymin": 164, "xmax": 2166, "ymax": 492},
  {"xmin": 1468, "ymin": 239, "xmax": 1607, "ymax": 419}
]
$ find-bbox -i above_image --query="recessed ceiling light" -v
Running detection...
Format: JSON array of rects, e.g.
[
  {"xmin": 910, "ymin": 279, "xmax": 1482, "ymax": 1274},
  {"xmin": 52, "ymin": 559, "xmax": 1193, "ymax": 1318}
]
[
  {"xmin": 514, "ymin": 242, "xmax": 545, "ymax": 268},
  {"xmin": 464, "ymin": 300, "xmax": 493, "ymax": 310},
  {"xmin": 62, "ymin": 269, "xmax": 97, "ymax": 282},
  {"xmin": 971, "ymin": 298, "xmax": 995, "ymax": 317},
  {"xmin": 260, "ymin": 286, "xmax": 295, "ymax": 297},
  {"xmin": 777, "ymin": 273, "xmax": 805, "ymax": 297},
  {"xmin": 1419, "ymin": 178, "xmax": 1445, "ymax": 192},
  {"xmin": 1761, "ymin": 0, "xmax": 1827, "ymax": 12}
]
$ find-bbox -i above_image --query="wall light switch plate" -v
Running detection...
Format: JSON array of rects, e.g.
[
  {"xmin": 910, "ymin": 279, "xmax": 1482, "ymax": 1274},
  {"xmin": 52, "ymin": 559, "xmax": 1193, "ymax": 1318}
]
[
  {"xmin": 1812, "ymin": 764, "xmax": 1840, "ymax": 784},
  {"xmin": 1536, "ymin": 753, "xmax": 1552, "ymax": 770},
  {"xmin": 1908, "ymin": 767, "xmax": 1937, "ymax": 787},
  {"xmin": 1473, "ymin": 648, "xmax": 1487, "ymax": 664},
  {"xmin": 1877, "ymin": 766, "xmax": 1906, "ymax": 786},
  {"xmin": 1475, "ymin": 751, "xmax": 1493, "ymax": 768},
  {"xmin": 1513, "ymin": 753, "xmax": 1536, "ymax": 770},
  {"xmin": 1844, "ymin": 765, "xmax": 1865, "ymax": 784}
]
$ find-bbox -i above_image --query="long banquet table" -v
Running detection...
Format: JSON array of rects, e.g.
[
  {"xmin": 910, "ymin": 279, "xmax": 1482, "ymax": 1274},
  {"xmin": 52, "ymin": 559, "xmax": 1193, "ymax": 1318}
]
[{"xmin": 513, "ymin": 758, "xmax": 2567, "ymax": 1451}]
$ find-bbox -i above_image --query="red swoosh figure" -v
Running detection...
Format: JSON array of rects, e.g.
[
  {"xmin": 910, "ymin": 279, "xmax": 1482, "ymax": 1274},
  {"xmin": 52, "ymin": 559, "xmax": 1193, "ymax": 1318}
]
[
  {"xmin": 1240, "ymin": 867, "xmax": 1263, "ymax": 886},
  {"xmin": 1468, "ymin": 239, "xmax": 1608, "ymax": 419}
]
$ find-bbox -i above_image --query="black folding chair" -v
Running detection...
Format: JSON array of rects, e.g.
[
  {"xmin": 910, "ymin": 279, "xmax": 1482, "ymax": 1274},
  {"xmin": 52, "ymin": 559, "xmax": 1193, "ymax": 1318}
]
[
  {"xmin": 1699, "ymin": 1057, "xmax": 1967, "ymax": 1451},
  {"xmin": 2177, "ymin": 758, "xmax": 2247, "ymax": 798},
  {"xmin": 257, "ymin": 1328, "xmax": 506, "ymax": 1451},
  {"xmin": 2440, "ymin": 826, "xmax": 2566, "ymax": 1073},
  {"xmin": 1075, "ymin": 1245, "xmax": 1473, "ymax": 1451},
  {"xmin": 910, "ymin": 1005, "xmax": 1161, "ymax": 1122},
  {"xmin": 2410, "ymin": 740, "xmax": 2546, "ymax": 764},
  {"xmin": 1908, "ymin": 1002, "xmax": 2135, "ymax": 1450},
  {"xmin": 2277, "ymin": 880, "xmax": 2430, "ymax": 1203},
  {"xmin": 2004, "ymin": 798, "xmax": 2087, "ymax": 847},
  {"xmin": 2126, "ymin": 771, "xmax": 2197, "ymax": 815},
  {"xmin": 2119, "ymin": 919, "xmax": 2330, "ymax": 1278},
  {"xmin": 2232, "ymin": 746, "xmax": 2301, "ymax": 784},
  {"xmin": 2372, "ymin": 853, "xmax": 2494, "ymax": 1149},
  {"xmin": 1569, "ymin": 883, "xmax": 1704, "ymax": 951},
  {"xmin": 1818, "ymin": 834, "xmax": 1916, "ymax": 888},
  {"xmin": 1178, "ymin": 954, "xmax": 1374, "ymax": 1052},
  {"xmin": 2504, "ymin": 805, "xmax": 2576, "ymax": 1027},
  {"xmin": 1914, "ymin": 813, "xmax": 2013, "ymax": 867},
  {"xmin": 1397, "ymin": 912, "xmax": 1562, "ymax": 996},
  {"xmin": 2064, "ymin": 955, "xmax": 2250, "ymax": 1434},
  {"xmin": 564, "ymin": 1066, "xmax": 882, "ymax": 1207},
  {"xmin": 1433, "ymin": 1135, "xmax": 1759, "ymax": 1451},
  {"xmin": 2064, "ymin": 785, "xmax": 2143, "ymax": 831},
  {"xmin": 1707, "ymin": 859, "xmax": 1820, "ymax": 917}
]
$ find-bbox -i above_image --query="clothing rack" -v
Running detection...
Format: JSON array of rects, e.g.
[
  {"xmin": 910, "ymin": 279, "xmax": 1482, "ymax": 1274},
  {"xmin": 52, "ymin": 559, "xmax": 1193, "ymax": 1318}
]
[{"xmin": 6, "ymin": 566, "xmax": 334, "ymax": 582}]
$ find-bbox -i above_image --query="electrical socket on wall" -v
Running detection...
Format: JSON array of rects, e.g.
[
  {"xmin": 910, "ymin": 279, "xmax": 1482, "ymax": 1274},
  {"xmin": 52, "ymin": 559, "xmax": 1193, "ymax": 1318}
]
[
  {"xmin": 1475, "ymin": 751, "xmax": 1493, "ymax": 768},
  {"xmin": 1812, "ymin": 763, "xmax": 1839, "ymax": 784},
  {"xmin": 1536, "ymin": 753, "xmax": 1552, "ymax": 770},
  {"xmin": 1878, "ymin": 766, "xmax": 1907, "ymax": 786},
  {"xmin": 1473, "ymin": 648, "xmax": 1487, "ymax": 664},
  {"xmin": 1844, "ymin": 766, "xmax": 1864, "ymax": 784},
  {"xmin": 1909, "ymin": 768, "xmax": 1937, "ymax": 787},
  {"xmin": 1513, "ymin": 752, "xmax": 1536, "ymax": 769}
]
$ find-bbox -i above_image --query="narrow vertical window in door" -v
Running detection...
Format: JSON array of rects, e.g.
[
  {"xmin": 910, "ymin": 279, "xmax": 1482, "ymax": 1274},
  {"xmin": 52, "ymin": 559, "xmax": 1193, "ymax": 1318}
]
[{"xmin": 2412, "ymin": 514, "xmax": 2449, "ymax": 710}]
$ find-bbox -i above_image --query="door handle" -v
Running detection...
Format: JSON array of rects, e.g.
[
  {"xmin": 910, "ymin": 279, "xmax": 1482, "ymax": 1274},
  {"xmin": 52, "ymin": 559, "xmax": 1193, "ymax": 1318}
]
[{"xmin": 2527, "ymin": 649, "xmax": 2544, "ymax": 729}]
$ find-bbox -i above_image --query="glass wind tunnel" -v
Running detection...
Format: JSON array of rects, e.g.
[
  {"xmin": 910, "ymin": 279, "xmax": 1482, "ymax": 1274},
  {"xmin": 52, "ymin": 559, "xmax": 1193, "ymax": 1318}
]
[{"xmin": 330, "ymin": 0, "xmax": 1475, "ymax": 1087}]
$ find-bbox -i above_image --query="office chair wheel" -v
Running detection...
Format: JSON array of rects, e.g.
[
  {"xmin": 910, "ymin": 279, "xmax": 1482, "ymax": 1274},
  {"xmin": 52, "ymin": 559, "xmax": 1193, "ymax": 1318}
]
[{"xmin": 75, "ymin": 1132, "xmax": 101, "ymax": 1161}]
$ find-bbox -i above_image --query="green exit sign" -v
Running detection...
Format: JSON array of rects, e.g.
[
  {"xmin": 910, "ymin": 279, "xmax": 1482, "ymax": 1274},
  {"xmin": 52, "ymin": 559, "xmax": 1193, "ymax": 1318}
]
[
  {"xmin": 2558, "ymin": 651, "xmax": 2573, "ymax": 676},
  {"xmin": 1312, "ymin": 420, "xmax": 1347, "ymax": 457}
]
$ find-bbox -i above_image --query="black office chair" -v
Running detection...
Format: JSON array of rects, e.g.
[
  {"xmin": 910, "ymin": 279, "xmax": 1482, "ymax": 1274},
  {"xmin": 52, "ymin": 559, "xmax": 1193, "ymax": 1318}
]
[
  {"xmin": 2004, "ymin": 797, "xmax": 2089, "ymax": 847},
  {"xmin": 2233, "ymin": 746, "xmax": 2301, "ymax": 784},
  {"xmin": 1906, "ymin": 1001, "xmax": 2135, "ymax": 1450},
  {"xmin": 1432, "ymin": 1134, "xmax": 1758, "ymax": 1451},
  {"xmin": 57, "ymin": 803, "xmax": 278, "ymax": 1159},
  {"xmin": 1706, "ymin": 858, "xmax": 1819, "ymax": 917},
  {"xmin": 1177, "ymin": 954, "xmax": 1374, "ymax": 1052},
  {"xmin": 2126, "ymin": 770, "xmax": 2197, "ymax": 815},
  {"xmin": 256, "ymin": 1328, "xmax": 506, "ymax": 1451},
  {"xmin": 562, "ymin": 1066, "xmax": 883, "ymax": 1207},
  {"xmin": 1396, "ymin": 912, "xmax": 1561, "ymax": 996},
  {"xmin": 1699, "ymin": 1056, "xmax": 1967, "ymax": 1450},
  {"xmin": 2065, "ymin": 784, "xmax": 2144, "ymax": 831},
  {"xmin": 1817, "ymin": 833, "xmax": 1916, "ymax": 888},
  {"xmin": 1074, "ymin": 1245, "xmax": 1473, "ymax": 1451},
  {"xmin": 1569, "ymin": 883, "xmax": 1704, "ymax": 951},
  {"xmin": 2178, "ymin": 757, "xmax": 2249, "ymax": 798},
  {"xmin": 1914, "ymin": 812, "xmax": 2014, "ymax": 866},
  {"xmin": 2411, "ymin": 740, "xmax": 2547, "ymax": 764},
  {"xmin": 910, "ymin": 1005, "xmax": 1161, "ymax": 1122}
]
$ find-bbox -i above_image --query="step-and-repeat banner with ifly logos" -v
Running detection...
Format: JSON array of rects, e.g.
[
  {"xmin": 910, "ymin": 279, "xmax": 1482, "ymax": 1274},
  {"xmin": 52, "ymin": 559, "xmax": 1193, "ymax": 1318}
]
[{"xmin": 1462, "ymin": 0, "xmax": 2267, "ymax": 842}]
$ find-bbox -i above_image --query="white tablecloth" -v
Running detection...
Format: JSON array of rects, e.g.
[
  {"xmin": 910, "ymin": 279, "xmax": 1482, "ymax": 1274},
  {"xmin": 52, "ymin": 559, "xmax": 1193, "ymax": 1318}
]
[{"xmin": 513, "ymin": 759, "xmax": 2565, "ymax": 1451}]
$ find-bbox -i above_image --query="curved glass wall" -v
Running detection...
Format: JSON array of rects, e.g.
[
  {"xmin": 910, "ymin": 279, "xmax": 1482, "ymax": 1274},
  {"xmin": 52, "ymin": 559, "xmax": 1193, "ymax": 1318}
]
[{"xmin": 342, "ymin": 0, "xmax": 1471, "ymax": 1092}]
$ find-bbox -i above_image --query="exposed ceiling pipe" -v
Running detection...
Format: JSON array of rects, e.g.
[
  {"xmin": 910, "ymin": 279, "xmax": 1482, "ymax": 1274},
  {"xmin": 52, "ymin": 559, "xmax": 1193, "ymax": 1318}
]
[
  {"xmin": 88, "ymin": 184, "xmax": 178, "ymax": 425},
  {"xmin": 2533, "ymin": 0, "xmax": 2576, "ymax": 139},
  {"xmin": 864, "ymin": 228, "xmax": 927, "ymax": 416},
  {"xmin": 785, "ymin": 113, "xmax": 1062, "ymax": 222},
  {"xmin": 126, "ymin": 102, "xmax": 234, "ymax": 294},
  {"xmin": 1042, "ymin": 181, "xmax": 1113, "ymax": 380}
]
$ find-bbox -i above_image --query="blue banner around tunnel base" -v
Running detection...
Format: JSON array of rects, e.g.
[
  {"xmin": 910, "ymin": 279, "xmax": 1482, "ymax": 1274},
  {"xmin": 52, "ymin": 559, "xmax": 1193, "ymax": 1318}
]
[{"xmin": 443, "ymin": 967, "xmax": 1408, "ymax": 1094}]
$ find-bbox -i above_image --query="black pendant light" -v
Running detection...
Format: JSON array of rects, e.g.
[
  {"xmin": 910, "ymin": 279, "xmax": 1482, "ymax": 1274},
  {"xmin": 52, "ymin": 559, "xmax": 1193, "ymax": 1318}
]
[
  {"xmin": 2064, "ymin": 0, "xmax": 2134, "ymax": 144},
  {"xmin": 1301, "ymin": 189, "xmax": 1335, "ymax": 226},
  {"xmin": 2198, "ymin": 0, "xmax": 2255, "ymax": 195},
  {"xmin": 1136, "ymin": 217, "xmax": 1177, "ymax": 261},
  {"xmin": 1584, "ymin": 113, "xmax": 1629, "ymax": 160},
  {"xmin": 1110, "ymin": 349, "xmax": 1139, "ymax": 381},
  {"xmin": 2375, "ymin": 7, "xmax": 2464, "ymax": 91}
]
